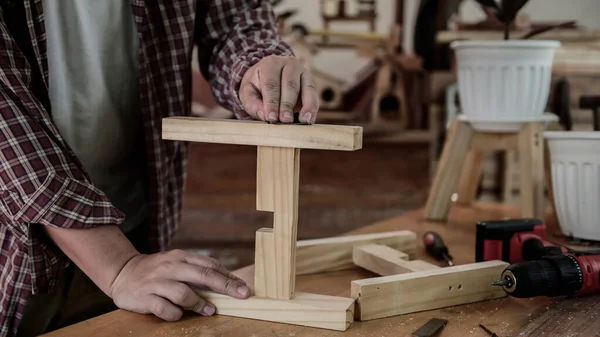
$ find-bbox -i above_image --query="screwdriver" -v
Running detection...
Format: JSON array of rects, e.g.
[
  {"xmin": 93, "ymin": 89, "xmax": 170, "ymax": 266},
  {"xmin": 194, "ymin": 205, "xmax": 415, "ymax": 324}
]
[
  {"xmin": 423, "ymin": 231, "xmax": 454, "ymax": 266},
  {"xmin": 479, "ymin": 324, "xmax": 499, "ymax": 337}
]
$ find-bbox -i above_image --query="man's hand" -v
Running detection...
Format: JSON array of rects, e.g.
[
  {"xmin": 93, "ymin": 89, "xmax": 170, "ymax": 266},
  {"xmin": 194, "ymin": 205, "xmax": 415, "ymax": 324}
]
[
  {"xmin": 110, "ymin": 249, "xmax": 251, "ymax": 321},
  {"xmin": 238, "ymin": 55, "xmax": 319, "ymax": 124},
  {"xmin": 43, "ymin": 225, "xmax": 251, "ymax": 322}
]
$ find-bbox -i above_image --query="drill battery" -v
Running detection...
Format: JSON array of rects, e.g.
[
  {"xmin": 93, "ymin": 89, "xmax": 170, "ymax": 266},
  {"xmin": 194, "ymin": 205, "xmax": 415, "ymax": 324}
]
[{"xmin": 475, "ymin": 218, "xmax": 567, "ymax": 264}]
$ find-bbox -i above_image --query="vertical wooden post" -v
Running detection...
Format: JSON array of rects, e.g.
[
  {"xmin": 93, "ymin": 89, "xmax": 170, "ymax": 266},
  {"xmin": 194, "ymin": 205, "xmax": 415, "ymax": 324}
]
[
  {"xmin": 255, "ymin": 146, "xmax": 300, "ymax": 299},
  {"xmin": 456, "ymin": 151, "xmax": 485, "ymax": 205},
  {"xmin": 424, "ymin": 119, "xmax": 474, "ymax": 220},
  {"xmin": 518, "ymin": 123, "xmax": 545, "ymax": 219}
]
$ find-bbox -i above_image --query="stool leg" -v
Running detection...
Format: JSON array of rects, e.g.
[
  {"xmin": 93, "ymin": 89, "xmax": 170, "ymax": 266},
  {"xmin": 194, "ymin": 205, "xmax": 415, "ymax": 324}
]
[
  {"xmin": 543, "ymin": 138, "xmax": 556, "ymax": 215},
  {"xmin": 518, "ymin": 123, "xmax": 545, "ymax": 219},
  {"xmin": 502, "ymin": 150, "xmax": 517, "ymax": 202},
  {"xmin": 425, "ymin": 119, "xmax": 474, "ymax": 221},
  {"xmin": 456, "ymin": 151, "xmax": 485, "ymax": 206}
]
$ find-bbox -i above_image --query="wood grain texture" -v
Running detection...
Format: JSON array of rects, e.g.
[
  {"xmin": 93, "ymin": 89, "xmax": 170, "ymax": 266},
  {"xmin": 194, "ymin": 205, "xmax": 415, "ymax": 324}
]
[
  {"xmin": 351, "ymin": 260, "xmax": 509, "ymax": 321},
  {"xmin": 425, "ymin": 119, "xmax": 547, "ymax": 221},
  {"xmin": 296, "ymin": 231, "xmax": 417, "ymax": 275},
  {"xmin": 194, "ymin": 290, "xmax": 355, "ymax": 331},
  {"xmin": 352, "ymin": 244, "xmax": 438, "ymax": 276},
  {"xmin": 516, "ymin": 294, "xmax": 600, "ymax": 337},
  {"xmin": 253, "ymin": 228, "xmax": 275, "ymax": 297},
  {"xmin": 162, "ymin": 117, "xmax": 363, "ymax": 151},
  {"xmin": 253, "ymin": 146, "xmax": 300, "ymax": 299},
  {"xmin": 43, "ymin": 203, "xmax": 566, "ymax": 337},
  {"xmin": 424, "ymin": 119, "xmax": 474, "ymax": 220},
  {"xmin": 517, "ymin": 122, "xmax": 545, "ymax": 219}
]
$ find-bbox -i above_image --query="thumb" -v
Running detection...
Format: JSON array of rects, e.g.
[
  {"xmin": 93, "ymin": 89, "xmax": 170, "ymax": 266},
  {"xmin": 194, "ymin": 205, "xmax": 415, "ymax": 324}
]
[{"xmin": 239, "ymin": 82, "xmax": 267, "ymax": 122}]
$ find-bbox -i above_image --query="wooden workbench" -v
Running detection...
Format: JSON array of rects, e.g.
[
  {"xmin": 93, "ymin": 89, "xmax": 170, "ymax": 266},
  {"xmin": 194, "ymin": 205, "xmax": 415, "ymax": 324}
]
[{"xmin": 43, "ymin": 202, "xmax": 565, "ymax": 337}]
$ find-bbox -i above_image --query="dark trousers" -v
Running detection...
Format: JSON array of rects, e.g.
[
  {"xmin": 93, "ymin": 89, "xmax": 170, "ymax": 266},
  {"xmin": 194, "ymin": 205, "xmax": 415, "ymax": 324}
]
[{"xmin": 16, "ymin": 221, "xmax": 151, "ymax": 337}]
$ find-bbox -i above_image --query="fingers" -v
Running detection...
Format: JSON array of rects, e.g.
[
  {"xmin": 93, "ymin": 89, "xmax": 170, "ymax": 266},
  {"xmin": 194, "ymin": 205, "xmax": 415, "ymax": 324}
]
[
  {"xmin": 146, "ymin": 294, "xmax": 183, "ymax": 321},
  {"xmin": 278, "ymin": 65, "xmax": 302, "ymax": 123},
  {"xmin": 238, "ymin": 56, "xmax": 320, "ymax": 124},
  {"xmin": 153, "ymin": 281, "xmax": 215, "ymax": 317},
  {"xmin": 165, "ymin": 261, "xmax": 250, "ymax": 299},
  {"xmin": 258, "ymin": 61, "xmax": 283, "ymax": 123},
  {"xmin": 182, "ymin": 252, "xmax": 247, "ymax": 286},
  {"xmin": 239, "ymin": 81, "xmax": 266, "ymax": 121},
  {"xmin": 194, "ymin": 265, "xmax": 250, "ymax": 298},
  {"xmin": 298, "ymin": 72, "xmax": 319, "ymax": 124}
]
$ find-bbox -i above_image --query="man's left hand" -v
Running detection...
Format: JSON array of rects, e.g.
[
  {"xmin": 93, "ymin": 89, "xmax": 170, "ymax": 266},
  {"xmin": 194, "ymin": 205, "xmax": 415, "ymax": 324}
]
[{"xmin": 238, "ymin": 55, "xmax": 319, "ymax": 124}]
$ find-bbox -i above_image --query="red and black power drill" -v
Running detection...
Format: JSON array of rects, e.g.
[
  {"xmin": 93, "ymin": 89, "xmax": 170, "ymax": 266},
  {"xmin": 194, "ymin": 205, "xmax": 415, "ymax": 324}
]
[{"xmin": 476, "ymin": 218, "xmax": 600, "ymax": 298}]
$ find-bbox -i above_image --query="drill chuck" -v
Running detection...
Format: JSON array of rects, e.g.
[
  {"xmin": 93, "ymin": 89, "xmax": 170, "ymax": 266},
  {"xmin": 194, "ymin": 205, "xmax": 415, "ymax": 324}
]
[{"xmin": 493, "ymin": 255, "xmax": 583, "ymax": 298}]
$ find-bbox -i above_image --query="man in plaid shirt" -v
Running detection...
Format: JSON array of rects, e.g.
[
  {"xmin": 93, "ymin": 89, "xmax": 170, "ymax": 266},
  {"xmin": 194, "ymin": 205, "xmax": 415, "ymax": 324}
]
[{"xmin": 0, "ymin": 1, "xmax": 318, "ymax": 336}]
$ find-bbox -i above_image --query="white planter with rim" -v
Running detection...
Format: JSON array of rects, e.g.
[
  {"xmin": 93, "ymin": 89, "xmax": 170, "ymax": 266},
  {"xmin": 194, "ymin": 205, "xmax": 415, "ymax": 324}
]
[
  {"xmin": 451, "ymin": 40, "xmax": 561, "ymax": 132},
  {"xmin": 545, "ymin": 131, "xmax": 600, "ymax": 241}
]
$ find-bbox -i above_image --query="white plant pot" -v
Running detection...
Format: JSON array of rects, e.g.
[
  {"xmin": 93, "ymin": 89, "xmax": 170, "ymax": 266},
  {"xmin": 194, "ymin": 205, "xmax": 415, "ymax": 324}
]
[
  {"xmin": 545, "ymin": 131, "xmax": 600, "ymax": 241},
  {"xmin": 451, "ymin": 40, "xmax": 560, "ymax": 132}
]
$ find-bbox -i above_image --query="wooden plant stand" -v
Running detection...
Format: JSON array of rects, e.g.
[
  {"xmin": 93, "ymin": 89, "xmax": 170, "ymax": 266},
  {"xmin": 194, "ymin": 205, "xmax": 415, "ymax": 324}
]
[
  {"xmin": 424, "ymin": 118, "xmax": 546, "ymax": 221},
  {"xmin": 162, "ymin": 117, "xmax": 363, "ymax": 331}
]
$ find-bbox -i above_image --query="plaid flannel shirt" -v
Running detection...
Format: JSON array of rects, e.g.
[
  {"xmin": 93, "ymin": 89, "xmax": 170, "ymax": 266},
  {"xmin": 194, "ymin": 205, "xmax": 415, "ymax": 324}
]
[{"xmin": 0, "ymin": 1, "xmax": 293, "ymax": 335}]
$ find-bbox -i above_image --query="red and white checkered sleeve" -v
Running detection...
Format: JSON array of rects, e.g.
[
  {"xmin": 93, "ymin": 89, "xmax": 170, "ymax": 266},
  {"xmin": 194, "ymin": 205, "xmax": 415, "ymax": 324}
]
[
  {"xmin": 195, "ymin": 0, "xmax": 294, "ymax": 119},
  {"xmin": 0, "ymin": 85, "xmax": 125, "ymax": 234}
]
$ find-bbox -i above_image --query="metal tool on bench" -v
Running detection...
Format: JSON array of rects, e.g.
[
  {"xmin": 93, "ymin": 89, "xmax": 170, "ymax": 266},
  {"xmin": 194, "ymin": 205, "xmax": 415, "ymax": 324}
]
[
  {"xmin": 475, "ymin": 218, "xmax": 600, "ymax": 298},
  {"xmin": 478, "ymin": 324, "xmax": 499, "ymax": 337},
  {"xmin": 423, "ymin": 231, "xmax": 454, "ymax": 266},
  {"xmin": 411, "ymin": 318, "xmax": 448, "ymax": 337}
]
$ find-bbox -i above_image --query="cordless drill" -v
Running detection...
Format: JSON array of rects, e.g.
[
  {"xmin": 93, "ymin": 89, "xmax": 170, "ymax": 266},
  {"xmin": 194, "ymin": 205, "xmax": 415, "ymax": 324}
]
[
  {"xmin": 476, "ymin": 218, "xmax": 600, "ymax": 299},
  {"xmin": 475, "ymin": 218, "xmax": 567, "ymax": 264},
  {"xmin": 492, "ymin": 251, "xmax": 600, "ymax": 298}
]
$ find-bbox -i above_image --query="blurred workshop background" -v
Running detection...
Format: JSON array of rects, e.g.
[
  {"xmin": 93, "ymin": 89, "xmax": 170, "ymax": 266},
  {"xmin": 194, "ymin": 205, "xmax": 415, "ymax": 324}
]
[{"xmin": 179, "ymin": 0, "xmax": 600, "ymax": 269}]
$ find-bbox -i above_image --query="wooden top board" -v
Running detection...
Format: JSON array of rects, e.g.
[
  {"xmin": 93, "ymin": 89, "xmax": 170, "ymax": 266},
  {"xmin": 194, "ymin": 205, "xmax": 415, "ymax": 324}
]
[
  {"xmin": 162, "ymin": 117, "xmax": 363, "ymax": 151},
  {"xmin": 43, "ymin": 202, "xmax": 582, "ymax": 337}
]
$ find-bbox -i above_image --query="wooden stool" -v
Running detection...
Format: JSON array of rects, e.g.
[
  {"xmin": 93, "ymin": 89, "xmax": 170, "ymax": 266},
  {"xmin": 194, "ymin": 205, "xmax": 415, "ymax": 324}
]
[{"xmin": 424, "ymin": 118, "xmax": 546, "ymax": 221}]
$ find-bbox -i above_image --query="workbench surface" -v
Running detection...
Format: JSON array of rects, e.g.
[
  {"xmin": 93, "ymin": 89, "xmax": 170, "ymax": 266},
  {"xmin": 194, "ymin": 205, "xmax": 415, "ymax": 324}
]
[{"xmin": 43, "ymin": 203, "xmax": 565, "ymax": 337}]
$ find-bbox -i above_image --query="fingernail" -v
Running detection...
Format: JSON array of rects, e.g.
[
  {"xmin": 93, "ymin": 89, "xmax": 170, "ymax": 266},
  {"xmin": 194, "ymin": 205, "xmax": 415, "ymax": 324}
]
[
  {"xmin": 283, "ymin": 112, "xmax": 293, "ymax": 122},
  {"xmin": 268, "ymin": 112, "xmax": 278, "ymax": 122},
  {"xmin": 303, "ymin": 113, "xmax": 312, "ymax": 124},
  {"xmin": 257, "ymin": 110, "xmax": 263, "ymax": 120},
  {"xmin": 201, "ymin": 304, "xmax": 215, "ymax": 316},
  {"xmin": 237, "ymin": 285, "xmax": 250, "ymax": 297}
]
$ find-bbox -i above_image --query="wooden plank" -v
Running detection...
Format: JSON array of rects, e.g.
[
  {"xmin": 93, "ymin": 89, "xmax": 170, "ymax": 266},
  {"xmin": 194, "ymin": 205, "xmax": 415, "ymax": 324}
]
[
  {"xmin": 351, "ymin": 260, "xmax": 509, "ymax": 321},
  {"xmin": 195, "ymin": 290, "xmax": 355, "ymax": 331},
  {"xmin": 470, "ymin": 132, "xmax": 518, "ymax": 151},
  {"xmin": 516, "ymin": 294, "xmax": 600, "ymax": 337},
  {"xmin": 162, "ymin": 117, "xmax": 363, "ymax": 151},
  {"xmin": 42, "ymin": 203, "xmax": 564, "ymax": 337},
  {"xmin": 253, "ymin": 228, "xmax": 275, "ymax": 297},
  {"xmin": 353, "ymin": 244, "xmax": 439, "ymax": 276},
  {"xmin": 296, "ymin": 231, "xmax": 417, "ymax": 275},
  {"xmin": 253, "ymin": 146, "xmax": 299, "ymax": 300},
  {"xmin": 456, "ymin": 151, "xmax": 485, "ymax": 206},
  {"xmin": 424, "ymin": 119, "xmax": 474, "ymax": 221},
  {"xmin": 518, "ymin": 123, "xmax": 545, "ymax": 219}
]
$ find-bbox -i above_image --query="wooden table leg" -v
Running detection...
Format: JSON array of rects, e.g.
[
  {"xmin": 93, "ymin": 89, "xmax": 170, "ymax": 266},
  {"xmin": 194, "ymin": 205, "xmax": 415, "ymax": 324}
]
[
  {"xmin": 456, "ymin": 150, "xmax": 485, "ymax": 206},
  {"xmin": 424, "ymin": 119, "xmax": 474, "ymax": 221},
  {"xmin": 518, "ymin": 123, "xmax": 545, "ymax": 219}
]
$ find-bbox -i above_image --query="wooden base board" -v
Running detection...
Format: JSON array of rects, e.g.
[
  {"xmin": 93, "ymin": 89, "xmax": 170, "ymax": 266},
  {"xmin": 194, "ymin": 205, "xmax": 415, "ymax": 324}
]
[
  {"xmin": 195, "ymin": 290, "xmax": 355, "ymax": 331},
  {"xmin": 351, "ymin": 260, "xmax": 509, "ymax": 321},
  {"xmin": 296, "ymin": 231, "xmax": 417, "ymax": 275}
]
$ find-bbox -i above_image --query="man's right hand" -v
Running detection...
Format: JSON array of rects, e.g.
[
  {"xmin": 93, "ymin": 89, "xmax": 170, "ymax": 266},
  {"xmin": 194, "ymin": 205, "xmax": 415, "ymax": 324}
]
[{"xmin": 109, "ymin": 249, "xmax": 251, "ymax": 321}]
